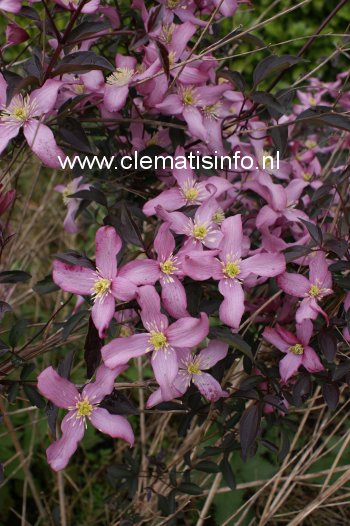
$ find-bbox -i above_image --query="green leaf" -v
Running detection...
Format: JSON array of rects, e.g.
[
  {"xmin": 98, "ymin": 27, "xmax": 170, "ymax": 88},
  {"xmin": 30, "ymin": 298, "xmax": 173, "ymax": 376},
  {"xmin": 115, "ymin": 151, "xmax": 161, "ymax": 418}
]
[{"xmin": 177, "ymin": 482, "xmax": 203, "ymax": 495}]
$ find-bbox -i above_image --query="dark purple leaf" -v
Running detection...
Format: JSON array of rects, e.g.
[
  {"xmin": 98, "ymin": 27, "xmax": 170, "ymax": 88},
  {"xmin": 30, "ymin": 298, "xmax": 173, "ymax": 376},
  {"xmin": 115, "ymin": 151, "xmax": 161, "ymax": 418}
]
[
  {"xmin": 84, "ymin": 316, "xmax": 103, "ymax": 378},
  {"xmin": 322, "ymin": 384, "xmax": 339, "ymax": 410},
  {"xmin": 318, "ymin": 329, "xmax": 337, "ymax": 362},
  {"xmin": 253, "ymin": 55, "xmax": 301, "ymax": 87},
  {"xmin": 239, "ymin": 404, "xmax": 261, "ymax": 460}
]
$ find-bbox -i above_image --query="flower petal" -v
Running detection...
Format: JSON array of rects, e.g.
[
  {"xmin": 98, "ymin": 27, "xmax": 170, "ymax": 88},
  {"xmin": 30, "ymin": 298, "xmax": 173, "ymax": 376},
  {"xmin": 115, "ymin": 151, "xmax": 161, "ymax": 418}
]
[
  {"xmin": 52, "ymin": 259, "xmax": 95, "ymax": 295},
  {"xmin": 220, "ymin": 215, "xmax": 243, "ymax": 259},
  {"xmin": 137, "ymin": 285, "xmax": 168, "ymax": 331},
  {"xmin": 161, "ymin": 277, "xmax": 189, "ymax": 319},
  {"xmin": 37, "ymin": 366, "xmax": 79, "ymax": 408},
  {"xmin": 91, "ymin": 293, "xmax": 116, "ymax": 338},
  {"xmin": 90, "ymin": 408, "xmax": 134, "ymax": 444},
  {"xmin": 193, "ymin": 372, "xmax": 228, "ymax": 402},
  {"xmin": 83, "ymin": 363, "xmax": 127, "ymax": 403},
  {"xmin": 166, "ymin": 312, "xmax": 209, "ymax": 348},
  {"xmin": 29, "ymin": 80, "xmax": 62, "ymax": 116},
  {"xmin": 240, "ymin": 253, "xmax": 285, "ymax": 279},
  {"xmin": 151, "ymin": 347, "xmax": 179, "ymax": 401},
  {"xmin": 277, "ymin": 272, "xmax": 310, "ymax": 297},
  {"xmin": 279, "ymin": 353, "xmax": 303, "ymax": 383},
  {"xmin": 262, "ymin": 327, "xmax": 290, "ymax": 353},
  {"xmin": 218, "ymin": 279, "xmax": 245, "ymax": 329},
  {"xmin": 0, "ymin": 123, "xmax": 20, "ymax": 155},
  {"xmin": 95, "ymin": 226, "xmax": 121, "ymax": 279},
  {"xmin": 46, "ymin": 412, "xmax": 85, "ymax": 471},
  {"xmin": 302, "ymin": 346, "xmax": 324, "ymax": 374},
  {"xmin": 23, "ymin": 120, "xmax": 66, "ymax": 169},
  {"xmin": 119, "ymin": 259, "xmax": 160, "ymax": 286},
  {"xmin": 111, "ymin": 276, "xmax": 137, "ymax": 301},
  {"xmin": 101, "ymin": 333, "xmax": 149, "ymax": 369},
  {"xmin": 199, "ymin": 340, "xmax": 228, "ymax": 369}
]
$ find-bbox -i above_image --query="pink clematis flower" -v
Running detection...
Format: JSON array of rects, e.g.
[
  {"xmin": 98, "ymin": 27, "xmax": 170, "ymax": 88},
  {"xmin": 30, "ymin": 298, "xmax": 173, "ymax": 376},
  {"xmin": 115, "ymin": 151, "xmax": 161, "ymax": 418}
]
[
  {"xmin": 55, "ymin": 176, "xmax": 91, "ymax": 234},
  {"xmin": 0, "ymin": 76, "xmax": 64, "ymax": 168},
  {"xmin": 277, "ymin": 251, "xmax": 333, "ymax": 324},
  {"xmin": 102, "ymin": 285, "xmax": 209, "ymax": 401},
  {"xmin": 147, "ymin": 339, "xmax": 229, "ymax": 407},
  {"xmin": 156, "ymin": 84, "xmax": 230, "ymax": 143},
  {"xmin": 53, "ymin": 226, "xmax": 158, "ymax": 337},
  {"xmin": 183, "ymin": 214, "xmax": 286, "ymax": 329},
  {"xmin": 263, "ymin": 320, "xmax": 324, "ymax": 383},
  {"xmin": 143, "ymin": 147, "xmax": 232, "ymax": 216},
  {"xmin": 156, "ymin": 192, "xmax": 223, "ymax": 250},
  {"xmin": 38, "ymin": 364, "xmax": 134, "ymax": 471}
]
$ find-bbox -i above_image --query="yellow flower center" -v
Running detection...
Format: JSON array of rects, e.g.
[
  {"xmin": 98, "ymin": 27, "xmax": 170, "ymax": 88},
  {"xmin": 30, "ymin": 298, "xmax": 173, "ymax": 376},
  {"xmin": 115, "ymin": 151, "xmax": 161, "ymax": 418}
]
[
  {"xmin": 303, "ymin": 172, "xmax": 312, "ymax": 181},
  {"xmin": 187, "ymin": 361, "xmax": 202, "ymax": 375},
  {"xmin": 289, "ymin": 344, "xmax": 304, "ymax": 355},
  {"xmin": 309, "ymin": 96, "xmax": 317, "ymax": 106},
  {"xmin": 106, "ymin": 68, "xmax": 134, "ymax": 87},
  {"xmin": 93, "ymin": 278, "xmax": 112, "ymax": 299},
  {"xmin": 309, "ymin": 284, "xmax": 321, "ymax": 298},
  {"xmin": 305, "ymin": 140, "xmax": 316, "ymax": 149},
  {"xmin": 192, "ymin": 224, "xmax": 208, "ymax": 240},
  {"xmin": 261, "ymin": 150, "xmax": 273, "ymax": 169},
  {"xmin": 73, "ymin": 83, "xmax": 85, "ymax": 94},
  {"xmin": 62, "ymin": 183, "xmax": 74, "ymax": 206},
  {"xmin": 149, "ymin": 331, "xmax": 168, "ymax": 351},
  {"xmin": 223, "ymin": 261, "xmax": 241, "ymax": 279},
  {"xmin": 1, "ymin": 95, "xmax": 37, "ymax": 124},
  {"xmin": 183, "ymin": 186, "xmax": 199, "ymax": 202},
  {"xmin": 181, "ymin": 86, "xmax": 198, "ymax": 106},
  {"xmin": 160, "ymin": 259, "xmax": 177, "ymax": 275},
  {"xmin": 167, "ymin": 0, "xmax": 181, "ymax": 7},
  {"xmin": 212, "ymin": 209, "xmax": 225, "ymax": 224},
  {"xmin": 202, "ymin": 102, "xmax": 221, "ymax": 120},
  {"xmin": 76, "ymin": 397, "xmax": 93, "ymax": 417}
]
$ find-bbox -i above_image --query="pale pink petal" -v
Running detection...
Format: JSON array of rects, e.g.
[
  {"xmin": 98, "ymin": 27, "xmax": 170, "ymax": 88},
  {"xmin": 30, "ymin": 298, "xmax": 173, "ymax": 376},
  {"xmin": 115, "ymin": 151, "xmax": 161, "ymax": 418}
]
[
  {"xmin": 220, "ymin": 215, "xmax": 243, "ymax": 259},
  {"xmin": 0, "ymin": 0, "xmax": 21, "ymax": 13},
  {"xmin": 111, "ymin": 276, "xmax": 137, "ymax": 301},
  {"xmin": 119, "ymin": 259, "xmax": 160, "ymax": 285},
  {"xmin": 256, "ymin": 206, "xmax": 280, "ymax": 229},
  {"xmin": 302, "ymin": 346, "xmax": 324, "ymax": 374},
  {"xmin": 29, "ymin": 80, "xmax": 62, "ymax": 116},
  {"xmin": 95, "ymin": 226, "xmax": 121, "ymax": 279},
  {"xmin": 277, "ymin": 272, "xmax": 310, "ymax": 297},
  {"xmin": 90, "ymin": 408, "xmax": 134, "ymax": 444},
  {"xmin": 46, "ymin": 413, "xmax": 85, "ymax": 471},
  {"xmin": 154, "ymin": 223, "xmax": 175, "ymax": 260},
  {"xmin": 262, "ymin": 327, "xmax": 290, "ymax": 353},
  {"xmin": 91, "ymin": 293, "xmax": 115, "ymax": 338},
  {"xmin": 199, "ymin": 340, "xmax": 228, "ymax": 369},
  {"xmin": 296, "ymin": 320, "xmax": 313, "ymax": 346},
  {"xmin": 155, "ymin": 206, "xmax": 191, "ymax": 235},
  {"xmin": 0, "ymin": 73, "xmax": 8, "ymax": 107},
  {"xmin": 240, "ymin": 253, "xmax": 285, "ymax": 279},
  {"xmin": 156, "ymin": 94, "xmax": 183, "ymax": 115},
  {"xmin": 83, "ymin": 364, "xmax": 127, "ymax": 402},
  {"xmin": 183, "ymin": 106, "xmax": 208, "ymax": 142},
  {"xmin": 279, "ymin": 352, "xmax": 303, "ymax": 382},
  {"xmin": 166, "ymin": 312, "xmax": 209, "ymax": 348},
  {"xmin": 218, "ymin": 279, "xmax": 245, "ymax": 329},
  {"xmin": 137, "ymin": 285, "xmax": 168, "ymax": 331},
  {"xmin": 104, "ymin": 84, "xmax": 129, "ymax": 112},
  {"xmin": 102, "ymin": 333, "xmax": 150, "ymax": 368},
  {"xmin": 23, "ymin": 120, "xmax": 66, "ymax": 169},
  {"xmin": 52, "ymin": 260, "xmax": 95, "ymax": 295},
  {"xmin": 161, "ymin": 277, "xmax": 189, "ymax": 319},
  {"xmin": 193, "ymin": 372, "xmax": 228, "ymax": 402},
  {"xmin": 0, "ymin": 123, "xmax": 21, "ymax": 154},
  {"xmin": 37, "ymin": 366, "xmax": 79, "ymax": 408},
  {"xmin": 142, "ymin": 188, "xmax": 184, "ymax": 216},
  {"xmin": 182, "ymin": 252, "xmax": 221, "ymax": 281},
  {"xmin": 151, "ymin": 347, "xmax": 179, "ymax": 400},
  {"xmin": 309, "ymin": 251, "xmax": 332, "ymax": 289}
]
